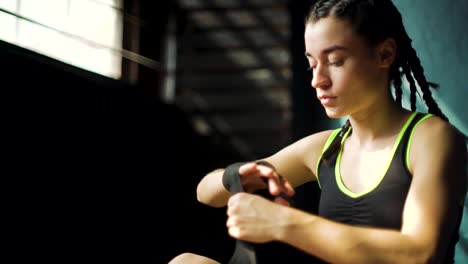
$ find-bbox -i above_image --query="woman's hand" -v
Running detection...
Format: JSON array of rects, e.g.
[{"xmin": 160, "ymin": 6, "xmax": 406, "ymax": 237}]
[
  {"xmin": 226, "ymin": 192, "xmax": 290, "ymax": 243},
  {"xmin": 224, "ymin": 162, "xmax": 296, "ymax": 243},
  {"xmin": 238, "ymin": 162, "xmax": 295, "ymax": 202}
]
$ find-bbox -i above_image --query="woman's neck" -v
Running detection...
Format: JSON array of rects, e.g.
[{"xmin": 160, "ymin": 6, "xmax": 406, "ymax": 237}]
[{"xmin": 347, "ymin": 97, "xmax": 411, "ymax": 149}]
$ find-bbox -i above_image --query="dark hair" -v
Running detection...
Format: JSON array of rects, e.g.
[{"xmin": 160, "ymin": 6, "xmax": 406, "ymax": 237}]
[{"xmin": 306, "ymin": 0, "xmax": 448, "ymax": 162}]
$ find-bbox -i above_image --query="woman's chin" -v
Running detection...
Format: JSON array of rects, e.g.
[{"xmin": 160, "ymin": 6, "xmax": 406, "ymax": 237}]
[{"xmin": 324, "ymin": 108, "xmax": 346, "ymax": 119}]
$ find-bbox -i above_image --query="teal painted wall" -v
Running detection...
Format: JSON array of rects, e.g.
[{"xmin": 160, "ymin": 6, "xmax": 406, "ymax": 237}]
[
  {"xmin": 393, "ymin": 1, "xmax": 468, "ymax": 262},
  {"xmin": 393, "ymin": 0, "xmax": 468, "ymax": 133}
]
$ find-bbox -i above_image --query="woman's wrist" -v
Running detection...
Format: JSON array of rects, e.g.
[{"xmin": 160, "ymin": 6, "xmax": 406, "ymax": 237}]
[
  {"xmin": 276, "ymin": 207, "xmax": 316, "ymax": 242},
  {"xmin": 222, "ymin": 162, "xmax": 246, "ymax": 192}
]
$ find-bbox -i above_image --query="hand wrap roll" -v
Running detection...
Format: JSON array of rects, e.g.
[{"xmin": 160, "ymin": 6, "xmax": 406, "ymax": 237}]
[{"xmin": 223, "ymin": 160, "xmax": 278, "ymax": 264}]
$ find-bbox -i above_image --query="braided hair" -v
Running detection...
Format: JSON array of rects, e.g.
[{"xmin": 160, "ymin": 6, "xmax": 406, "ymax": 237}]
[{"xmin": 306, "ymin": 0, "xmax": 448, "ymax": 162}]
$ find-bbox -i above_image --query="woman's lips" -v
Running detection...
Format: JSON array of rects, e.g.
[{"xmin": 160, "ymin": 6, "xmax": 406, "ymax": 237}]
[{"xmin": 319, "ymin": 96, "xmax": 337, "ymax": 106}]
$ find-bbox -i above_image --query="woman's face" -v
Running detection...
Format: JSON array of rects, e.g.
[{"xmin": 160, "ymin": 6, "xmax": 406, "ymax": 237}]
[{"xmin": 304, "ymin": 17, "xmax": 390, "ymax": 119}]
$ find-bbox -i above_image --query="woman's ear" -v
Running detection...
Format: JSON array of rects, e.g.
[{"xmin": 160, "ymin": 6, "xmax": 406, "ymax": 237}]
[{"xmin": 377, "ymin": 38, "xmax": 396, "ymax": 69}]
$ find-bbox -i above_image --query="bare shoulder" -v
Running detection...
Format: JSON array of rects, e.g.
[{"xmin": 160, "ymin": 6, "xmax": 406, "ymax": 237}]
[
  {"xmin": 268, "ymin": 129, "xmax": 337, "ymax": 160},
  {"xmin": 284, "ymin": 129, "xmax": 337, "ymax": 160},
  {"xmin": 302, "ymin": 129, "xmax": 338, "ymax": 176},
  {"xmin": 267, "ymin": 129, "xmax": 337, "ymax": 184},
  {"xmin": 412, "ymin": 115, "xmax": 466, "ymax": 150},
  {"xmin": 410, "ymin": 115, "xmax": 467, "ymax": 186},
  {"xmin": 294, "ymin": 129, "xmax": 337, "ymax": 151}
]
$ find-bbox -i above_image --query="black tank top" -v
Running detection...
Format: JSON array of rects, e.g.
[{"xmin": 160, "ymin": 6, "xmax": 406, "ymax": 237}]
[{"xmin": 316, "ymin": 112, "xmax": 462, "ymax": 263}]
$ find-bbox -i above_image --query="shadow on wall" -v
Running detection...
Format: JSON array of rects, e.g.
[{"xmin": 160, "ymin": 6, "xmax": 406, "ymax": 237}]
[
  {"xmin": 455, "ymin": 164, "xmax": 468, "ymax": 263},
  {"xmin": 3, "ymin": 40, "xmax": 240, "ymax": 263},
  {"xmin": 459, "ymin": 202, "xmax": 468, "ymax": 257}
]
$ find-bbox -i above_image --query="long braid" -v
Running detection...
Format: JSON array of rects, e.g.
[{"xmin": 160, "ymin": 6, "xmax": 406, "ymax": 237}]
[
  {"xmin": 391, "ymin": 67, "xmax": 403, "ymax": 107},
  {"xmin": 403, "ymin": 41, "xmax": 448, "ymax": 120},
  {"xmin": 388, "ymin": 2, "xmax": 448, "ymax": 121},
  {"xmin": 322, "ymin": 120, "xmax": 351, "ymax": 164},
  {"xmin": 401, "ymin": 61, "xmax": 418, "ymax": 111}
]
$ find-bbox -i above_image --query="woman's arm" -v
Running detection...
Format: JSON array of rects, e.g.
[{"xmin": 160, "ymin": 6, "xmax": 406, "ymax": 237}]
[
  {"xmin": 227, "ymin": 117, "xmax": 467, "ymax": 263},
  {"xmin": 196, "ymin": 168, "xmax": 231, "ymax": 208},
  {"xmin": 196, "ymin": 130, "xmax": 334, "ymax": 207}
]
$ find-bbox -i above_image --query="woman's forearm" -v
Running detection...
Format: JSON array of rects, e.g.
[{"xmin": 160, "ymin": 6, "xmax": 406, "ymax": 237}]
[
  {"xmin": 196, "ymin": 169, "xmax": 231, "ymax": 207},
  {"xmin": 278, "ymin": 208, "xmax": 434, "ymax": 264}
]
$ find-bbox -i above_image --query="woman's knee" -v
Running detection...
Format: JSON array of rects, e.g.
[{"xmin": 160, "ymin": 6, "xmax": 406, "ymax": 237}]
[{"xmin": 168, "ymin": 252, "xmax": 220, "ymax": 264}]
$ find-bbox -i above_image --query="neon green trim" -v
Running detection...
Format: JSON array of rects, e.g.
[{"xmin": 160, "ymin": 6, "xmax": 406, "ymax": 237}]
[
  {"xmin": 323, "ymin": 129, "xmax": 342, "ymax": 153},
  {"xmin": 315, "ymin": 129, "xmax": 341, "ymax": 189},
  {"xmin": 335, "ymin": 112, "xmax": 418, "ymax": 198},
  {"xmin": 405, "ymin": 113, "xmax": 434, "ymax": 172}
]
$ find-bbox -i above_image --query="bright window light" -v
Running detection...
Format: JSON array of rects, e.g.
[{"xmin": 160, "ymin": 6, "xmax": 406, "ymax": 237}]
[{"xmin": 0, "ymin": 0, "xmax": 123, "ymax": 79}]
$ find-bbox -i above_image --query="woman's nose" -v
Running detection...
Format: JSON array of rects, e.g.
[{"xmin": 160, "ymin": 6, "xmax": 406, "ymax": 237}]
[{"xmin": 311, "ymin": 65, "xmax": 331, "ymax": 89}]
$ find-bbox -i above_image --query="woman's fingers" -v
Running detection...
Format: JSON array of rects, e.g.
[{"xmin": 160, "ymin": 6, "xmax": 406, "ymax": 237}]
[
  {"xmin": 273, "ymin": 196, "xmax": 290, "ymax": 207},
  {"xmin": 237, "ymin": 162, "xmax": 295, "ymax": 197},
  {"xmin": 281, "ymin": 178, "xmax": 295, "ymax": 196},
  {"xmin": 256, "ymin": 165, "xmax": 295, "ymax": 197},
  {"xmin": 238, "ymin": 162, "xmax": 267, "ymax": 192},
  {"xmin": 238, "ymin": 162, "xmax": 258, "ymax": 174},
  {"xmin": 267, "ymin": 175, "xmax": 294, "ymax": 197}
]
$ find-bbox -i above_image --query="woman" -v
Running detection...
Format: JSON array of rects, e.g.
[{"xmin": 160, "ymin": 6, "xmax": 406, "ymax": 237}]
[{"xmin": 169, "ymin": 0, "xmax": 466, "ymax": 263}]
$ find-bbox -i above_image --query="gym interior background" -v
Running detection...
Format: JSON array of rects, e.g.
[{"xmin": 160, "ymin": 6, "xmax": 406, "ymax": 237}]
[{"xmin": 3, "ymin": 0, "xmax": 466, "ymax": 263}]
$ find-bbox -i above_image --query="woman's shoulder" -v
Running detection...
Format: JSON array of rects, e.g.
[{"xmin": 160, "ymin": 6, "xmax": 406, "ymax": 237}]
[
  {"xmin": 414, "ymin": 114, "xmax": 464, "ymax": 142},
  {"xmin": 409, "ymin": 113, "xmax": 467, "ymax": 206},
  {"xmin": 285, "ymin": 129, "xmax": 340, "ymax": 163},
  {"xmin": 270, "ymin": 129, "xmax": 339, "ymax": 161},
  {"xmin": 411, "ymin": 113, "xmax": 466, "ymax": 159},
  {"xmin": 296, "ymin": 129, "xmax": 339, "ymax": 150}
]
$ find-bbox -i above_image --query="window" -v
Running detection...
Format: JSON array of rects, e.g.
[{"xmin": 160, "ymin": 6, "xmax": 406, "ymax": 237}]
[{"xmin": 0, "ymin": 0, "xmax": 123, "ymax": 79}]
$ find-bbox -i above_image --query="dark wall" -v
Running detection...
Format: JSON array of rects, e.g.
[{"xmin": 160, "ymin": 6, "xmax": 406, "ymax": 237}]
[{"xmin": 3, "ymin": 40, "xmax": 238, "ymax": 263}]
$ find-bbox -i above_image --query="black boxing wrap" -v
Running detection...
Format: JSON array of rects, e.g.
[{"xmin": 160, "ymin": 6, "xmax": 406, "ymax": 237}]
[
  {"xmin": 222, "ymin": 162, "xmax": 246, "ymax": 193},
  {"xmin": 222, "ymin": 161, "xmax": 277, "ymax": 193},
  {"xmin": 224, "ymin": 160, "xmax": 284, "ymax": 264}
]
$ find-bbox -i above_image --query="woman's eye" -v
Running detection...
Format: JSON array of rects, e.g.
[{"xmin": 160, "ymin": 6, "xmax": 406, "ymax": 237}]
[
  {"xmin": 329, "ymin": 60, "xmax": 344, "ymax": 66},
  {"xmin": 306, "ymin": 66, "xmax": 316, "ymax": 71}
]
